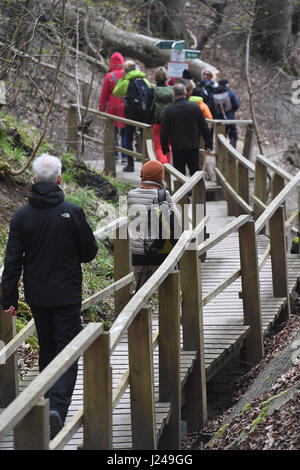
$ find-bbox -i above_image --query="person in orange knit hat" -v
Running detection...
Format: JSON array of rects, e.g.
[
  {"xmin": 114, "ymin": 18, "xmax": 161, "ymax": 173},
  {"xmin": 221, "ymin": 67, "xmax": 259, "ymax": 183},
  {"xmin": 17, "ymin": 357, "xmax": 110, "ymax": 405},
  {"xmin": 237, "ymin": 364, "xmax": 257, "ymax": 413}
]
[{"xmin": 127, "ymin": 160, "xmax": 173, "ymax": 290}]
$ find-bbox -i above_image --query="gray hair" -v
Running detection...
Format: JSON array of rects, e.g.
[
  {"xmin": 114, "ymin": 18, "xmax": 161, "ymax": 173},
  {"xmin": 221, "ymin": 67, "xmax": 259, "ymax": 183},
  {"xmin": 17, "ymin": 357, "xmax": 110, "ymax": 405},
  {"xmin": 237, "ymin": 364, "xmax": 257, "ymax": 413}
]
[
  {"xmin": 174, "ymin": 83, "xmax": 186, "ymax": 98},
  {"xmin": 32, "ymin": 153, "xmax": 62, "ymax": 183}
]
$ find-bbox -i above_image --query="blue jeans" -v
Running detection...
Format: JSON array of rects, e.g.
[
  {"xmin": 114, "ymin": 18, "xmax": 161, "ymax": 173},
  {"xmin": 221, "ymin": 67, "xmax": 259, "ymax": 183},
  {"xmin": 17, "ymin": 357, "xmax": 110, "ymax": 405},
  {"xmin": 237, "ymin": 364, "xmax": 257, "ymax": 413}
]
[{"xmin": 30, "ymin": 303, "xmax": 82, "ymax": 422}]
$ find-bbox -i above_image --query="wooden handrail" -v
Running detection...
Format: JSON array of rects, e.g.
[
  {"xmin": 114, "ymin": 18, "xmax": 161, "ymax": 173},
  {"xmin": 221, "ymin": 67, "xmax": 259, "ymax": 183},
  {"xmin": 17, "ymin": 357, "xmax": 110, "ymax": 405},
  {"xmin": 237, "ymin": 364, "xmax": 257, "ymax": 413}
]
[
  {"xmin": 109, "ymin": 227, "xmax": 200, "ymax": 353},
  {"xmin": 0, "ymin": 323, "xmax": 103, "ymax": 440},
  {"xmin": 171, "ymin": 171, "xmax": 204, "ymax": 204},
  {"xmin": 198, "ymin": 214, "xmax": 251, "ymax": 255},
  {"xmin": 215, "ymin": 167, "xmax": 253, "ymax": 214},
  {"xmin": 70, "ymin": 104, "xmax": 152, "ymax": 129},
  {"xmin": 207, "ymin": 119, "xmax": 253, "ymax": 125},
  {"xmin": 93, "ymin": 216, "xmax": 128, "ymax": 240},
  {"xmin": 255, "ymin": 170, "xmax": 300, "ymax": 234},
  {"xmin": 256, "ymin": 154, "xmax": 292, "ymax": 182},
  {"xmin": 0, "ymin": 319, "xmax": 35, "ymax": 365},
  {"xmin": 217, "ymin": 134, "xmax": 255, "ymax": 172}
]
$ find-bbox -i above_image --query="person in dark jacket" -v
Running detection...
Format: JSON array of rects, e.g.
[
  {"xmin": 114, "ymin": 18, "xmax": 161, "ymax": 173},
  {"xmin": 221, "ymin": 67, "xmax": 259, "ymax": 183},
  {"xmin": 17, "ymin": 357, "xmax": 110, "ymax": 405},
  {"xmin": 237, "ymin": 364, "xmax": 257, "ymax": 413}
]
[
  {"xmin": 160, "ymin": 83, "xmax": 213, "ymax": 176},
  {"xmin": 0, "ymin": 153, "xmax": 98, "ymax": 439},
  {"xmin": 212, "ymin": 78, "xmax": 240, "ymax": 148}
]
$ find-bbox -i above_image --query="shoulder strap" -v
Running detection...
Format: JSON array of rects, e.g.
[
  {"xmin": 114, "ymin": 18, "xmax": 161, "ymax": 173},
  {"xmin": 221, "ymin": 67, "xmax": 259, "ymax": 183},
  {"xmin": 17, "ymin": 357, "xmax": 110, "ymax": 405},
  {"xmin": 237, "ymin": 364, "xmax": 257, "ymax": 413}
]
[
  {"xmin": 110, "ymin": 71, "xmax": 117, "ymax": 84},
  {"xmin": 157, "ymin": 189, "xmax": 167, "ymax": 202}
]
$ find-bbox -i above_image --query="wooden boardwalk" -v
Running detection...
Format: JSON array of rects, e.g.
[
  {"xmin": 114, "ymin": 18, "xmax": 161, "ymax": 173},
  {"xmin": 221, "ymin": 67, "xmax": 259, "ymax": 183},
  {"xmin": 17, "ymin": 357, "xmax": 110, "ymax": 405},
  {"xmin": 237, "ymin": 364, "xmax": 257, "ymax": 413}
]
[{"xmin": 1, "ymin": 200, "xmax": 300, "ymax": 450}]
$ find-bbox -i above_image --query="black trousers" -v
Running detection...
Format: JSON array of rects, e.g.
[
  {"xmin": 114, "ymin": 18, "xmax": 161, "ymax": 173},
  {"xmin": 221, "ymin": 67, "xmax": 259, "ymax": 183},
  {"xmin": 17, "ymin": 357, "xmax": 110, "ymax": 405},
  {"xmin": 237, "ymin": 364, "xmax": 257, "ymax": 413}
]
[
  {"xmin": 172, "ymin": 148, "xmax": 200, "ymax": 176},
  {"xmin": 30, "ymin": 303, "xmax": 82, "ymax": 422}
]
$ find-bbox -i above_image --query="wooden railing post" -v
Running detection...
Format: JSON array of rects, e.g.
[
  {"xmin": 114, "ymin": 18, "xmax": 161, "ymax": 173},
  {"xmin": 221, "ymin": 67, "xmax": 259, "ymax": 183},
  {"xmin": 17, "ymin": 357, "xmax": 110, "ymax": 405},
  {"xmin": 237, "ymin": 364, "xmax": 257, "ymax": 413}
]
[
  {"xmin": 14, "ymin": 399, "xmax": 49, "ymax": 450},
  {"xmin": 128, "ymin": 305, "xmax": 156, "ymax": 450},
  {"xmin": 192, "ymin": 177, "xmax": 207, "ymax": 260},
  {"xmin": 114, "ymin": 226, "xmax": 131, "ymax": 318},
  {"xmin": 254, "ymin": 160, "xmax": 268, "ymax": 224},
  {"xmin": 225, "ymin": 151, "xmax": 238, "ymax": 216},
  {"xmin": 158, "ymin": 272, "xmax": 181, "ymax": 449},
  {"xmin": 66, "ymin": 105, "xmax": 78, "ymax": 154},
  {"xmin": 83, "ymin": 332, "xmax": 112, "ymax": 450},
  {"xmin": 0, "ymin": 305, "xmax": 18, "ymax": 407},
  {"xmin": 269, "ymin": 205, "xmax": 290, "ymax": 320},
  {"xmin": 103, "ymin": 117, "xmax": 116, "ymax": 176},
  {"xmin": 243, "ymin": 123, "xmax": 254, "ymax": 160},
  {"xmin": 142, "ymin": 126, "xmax": 153, "ymax": 164},
  {"xmin": 237, "ymin": 162, "xmax": 250, "ymax": 215},
  {"xmin": 180, "ymin": 245, "xmax": 207, "ymax": 431},
  {"xmin": 239, "ymin": 220, "xmax": 264, "ymax": 364},
  {"xmin": 174, "ymin": 180, "xmax": 189, "ymax": 232}
]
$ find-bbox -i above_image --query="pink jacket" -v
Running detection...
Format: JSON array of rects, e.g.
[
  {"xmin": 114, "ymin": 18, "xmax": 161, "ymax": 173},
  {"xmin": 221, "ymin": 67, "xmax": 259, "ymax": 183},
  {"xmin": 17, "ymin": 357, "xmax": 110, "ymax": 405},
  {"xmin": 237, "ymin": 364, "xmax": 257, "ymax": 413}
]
[{"xmin": 98, "ymin": 53, "xmax": 125, "ymax": 128}]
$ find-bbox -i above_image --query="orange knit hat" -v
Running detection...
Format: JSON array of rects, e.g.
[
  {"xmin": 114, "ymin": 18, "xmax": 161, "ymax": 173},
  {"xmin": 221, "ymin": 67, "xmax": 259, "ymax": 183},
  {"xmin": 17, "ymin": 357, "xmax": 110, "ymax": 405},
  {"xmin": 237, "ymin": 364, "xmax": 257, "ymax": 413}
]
[{"xmin": 140, "ymin": 160, "xmax": 164, "ymax": 183}]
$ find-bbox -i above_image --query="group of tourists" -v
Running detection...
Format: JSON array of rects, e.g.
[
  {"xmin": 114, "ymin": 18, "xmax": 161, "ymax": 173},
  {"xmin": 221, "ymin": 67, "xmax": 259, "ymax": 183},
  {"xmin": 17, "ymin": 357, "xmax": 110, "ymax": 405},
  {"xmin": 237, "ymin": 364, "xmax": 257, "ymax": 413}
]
[
  {"xmin": 99, "ymin": 52, "xmax": 240, "ymax": 175},
  {"xmin": 0, "ymin": 53, "xmax": 241, "ymax": 442}
]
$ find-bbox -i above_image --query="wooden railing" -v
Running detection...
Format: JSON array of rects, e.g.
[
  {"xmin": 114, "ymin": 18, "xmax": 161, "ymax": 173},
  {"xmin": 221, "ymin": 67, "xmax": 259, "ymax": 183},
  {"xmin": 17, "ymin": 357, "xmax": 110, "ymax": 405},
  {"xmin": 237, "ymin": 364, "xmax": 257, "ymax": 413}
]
[
  {"xmin": 1, "ymin": 130, "xmax": 300, "ymax": 449},
  {"xmin": 66, "ymin": 104, "xmax": 153, "ymax": 177},
  {"xmin": 215, "ymin": 133, "xmax": 300, "ymax": 326}
]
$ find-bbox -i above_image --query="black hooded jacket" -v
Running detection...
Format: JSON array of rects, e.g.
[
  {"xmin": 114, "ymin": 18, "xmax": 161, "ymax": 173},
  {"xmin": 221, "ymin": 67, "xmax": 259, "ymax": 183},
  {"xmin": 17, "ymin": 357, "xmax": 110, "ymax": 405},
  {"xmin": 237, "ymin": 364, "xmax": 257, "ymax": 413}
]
[{"xmin": 0, "ymin": 182, "xmax": 98, "ymax": 310}]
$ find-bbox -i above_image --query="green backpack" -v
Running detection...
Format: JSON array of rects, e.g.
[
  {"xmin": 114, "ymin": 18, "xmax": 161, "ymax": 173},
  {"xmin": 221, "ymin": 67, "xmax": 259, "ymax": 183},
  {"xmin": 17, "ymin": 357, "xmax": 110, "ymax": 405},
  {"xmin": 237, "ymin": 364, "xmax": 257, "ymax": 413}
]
[{"xmin": 151, "ymin": 86, "xmax": 174, "ymax": 124}]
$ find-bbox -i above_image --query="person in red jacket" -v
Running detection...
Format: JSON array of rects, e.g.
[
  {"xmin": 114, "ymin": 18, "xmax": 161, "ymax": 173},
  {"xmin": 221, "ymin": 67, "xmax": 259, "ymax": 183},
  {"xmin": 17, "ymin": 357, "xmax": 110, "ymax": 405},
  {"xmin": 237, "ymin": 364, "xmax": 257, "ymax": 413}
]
[{"xmin": 99, "ymin": 52, "xmax": 127, "ymax": 163}]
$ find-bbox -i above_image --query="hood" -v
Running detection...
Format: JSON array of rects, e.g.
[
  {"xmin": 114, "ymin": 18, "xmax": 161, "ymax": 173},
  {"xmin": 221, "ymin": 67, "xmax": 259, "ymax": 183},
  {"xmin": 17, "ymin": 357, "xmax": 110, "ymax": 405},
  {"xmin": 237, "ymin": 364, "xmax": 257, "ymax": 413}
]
[
  {"xmin": 189, "ymin": 96, "xmax": 203, "ymax": 103},
  {"xmin": 214, "ymin": 85, "xmax": 228, "ymax": 95},
  {"xmin": 109, "ymin": 52, "xmax": 124, "ymax": 71},
  {"xmin": 125, "ymin": 70, "xmax": 147, "ymax": 81},
  {"xmin": 29, "ymin": 182, "xmax": 64, "ymax": 209}
]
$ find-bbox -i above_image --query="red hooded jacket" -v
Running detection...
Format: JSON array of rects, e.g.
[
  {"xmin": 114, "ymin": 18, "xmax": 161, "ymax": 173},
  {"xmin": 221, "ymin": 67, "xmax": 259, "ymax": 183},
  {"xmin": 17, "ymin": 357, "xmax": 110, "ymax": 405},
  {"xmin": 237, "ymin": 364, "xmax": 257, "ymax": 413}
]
[{"xmin": 99, "ymin": 52, "xmax": 125, "ymax": 128}]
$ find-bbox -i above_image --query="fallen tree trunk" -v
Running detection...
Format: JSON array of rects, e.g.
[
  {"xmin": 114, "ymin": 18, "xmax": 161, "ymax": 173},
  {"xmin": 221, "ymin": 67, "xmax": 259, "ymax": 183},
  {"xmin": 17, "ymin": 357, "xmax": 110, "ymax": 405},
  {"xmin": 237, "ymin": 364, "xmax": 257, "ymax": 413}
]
[{"xmin": 64, "ymin": 4, "xmax": 219, "ymax": 81}]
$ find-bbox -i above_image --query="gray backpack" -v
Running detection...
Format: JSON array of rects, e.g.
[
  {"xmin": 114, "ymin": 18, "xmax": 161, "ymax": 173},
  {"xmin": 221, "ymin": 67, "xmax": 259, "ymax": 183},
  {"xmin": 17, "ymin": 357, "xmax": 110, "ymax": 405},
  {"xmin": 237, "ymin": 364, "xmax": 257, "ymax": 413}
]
[{"xmin": 213, "ymin": 91, "xmax": 232, "ymax": 118}]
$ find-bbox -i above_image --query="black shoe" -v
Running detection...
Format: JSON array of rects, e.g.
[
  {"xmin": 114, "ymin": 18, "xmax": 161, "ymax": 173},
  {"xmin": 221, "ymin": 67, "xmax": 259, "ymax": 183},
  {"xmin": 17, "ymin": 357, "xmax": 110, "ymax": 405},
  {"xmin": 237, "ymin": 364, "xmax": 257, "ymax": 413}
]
[
  {"xmin": 123, "ymin": 165, "xmax": 134, "ymax": 172},
  {"xmin": 49, "ymin": 409, "xmax": 63, "ymax": 440}
]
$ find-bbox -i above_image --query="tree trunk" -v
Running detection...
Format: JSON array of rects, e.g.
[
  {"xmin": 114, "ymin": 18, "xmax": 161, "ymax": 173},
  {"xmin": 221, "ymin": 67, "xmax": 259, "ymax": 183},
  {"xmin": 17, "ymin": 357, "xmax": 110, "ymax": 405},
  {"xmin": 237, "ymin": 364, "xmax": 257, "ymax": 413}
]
[
  {"xmin": 252, "ymin": 0, "xmax": 293, "ymax": 63},
  {"xmin": 149, "ymin": 0, "xmax": 188, "ymax": 42}
]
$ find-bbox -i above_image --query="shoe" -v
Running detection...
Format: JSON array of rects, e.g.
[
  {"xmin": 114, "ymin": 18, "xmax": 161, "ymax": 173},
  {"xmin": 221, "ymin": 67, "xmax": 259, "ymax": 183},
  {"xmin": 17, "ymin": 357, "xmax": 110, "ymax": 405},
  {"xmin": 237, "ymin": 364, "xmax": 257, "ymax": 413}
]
[
  {"xmin": 123, "ymin": 165, "xmax": 134, "ymax": 172},
  {"xmin": 121, "ymin": 159, "xmax": 127, "ymax": 165},
  {"xmin": 49, "ymin": 409, "xmax": 63, "ymax": 440}
]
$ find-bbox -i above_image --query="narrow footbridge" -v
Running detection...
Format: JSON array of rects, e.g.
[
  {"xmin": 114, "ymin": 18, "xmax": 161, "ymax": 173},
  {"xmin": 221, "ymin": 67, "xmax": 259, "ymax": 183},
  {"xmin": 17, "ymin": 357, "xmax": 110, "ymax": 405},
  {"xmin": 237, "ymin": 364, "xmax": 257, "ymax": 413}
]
[{"xmin": 1, "ymin": 118, "xmax": 300, "ymax": 450}]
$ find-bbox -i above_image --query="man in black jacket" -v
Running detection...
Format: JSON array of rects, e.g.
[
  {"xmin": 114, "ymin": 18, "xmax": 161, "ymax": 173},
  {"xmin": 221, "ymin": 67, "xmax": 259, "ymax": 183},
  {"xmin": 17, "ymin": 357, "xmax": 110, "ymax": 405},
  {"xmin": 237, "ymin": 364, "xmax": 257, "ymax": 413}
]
[
  {"xmin": 0, "ymin": 153, "xmax": 98, "ymax": 439},
  {"xmin": 160, "ymin": 83, "xmax": 213, "ymax": 176}
]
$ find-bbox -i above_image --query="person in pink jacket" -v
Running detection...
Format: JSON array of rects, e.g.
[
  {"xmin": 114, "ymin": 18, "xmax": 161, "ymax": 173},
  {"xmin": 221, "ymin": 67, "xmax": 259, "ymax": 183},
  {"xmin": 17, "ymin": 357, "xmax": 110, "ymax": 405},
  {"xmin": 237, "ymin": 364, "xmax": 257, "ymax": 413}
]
[{"xmin": 99, "ymin": 52, "xmax": 127, "ymax": 163}]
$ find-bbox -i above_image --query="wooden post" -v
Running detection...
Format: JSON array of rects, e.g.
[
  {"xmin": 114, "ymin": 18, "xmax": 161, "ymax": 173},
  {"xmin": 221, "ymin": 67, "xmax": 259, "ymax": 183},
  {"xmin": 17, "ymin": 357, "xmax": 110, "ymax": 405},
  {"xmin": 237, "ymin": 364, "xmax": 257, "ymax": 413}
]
[
  {"xmin": 128, "ymin": 306, "xmax": 156, "ymax": 450},
  {"xmin": 192, "ymin": 177, "xmax": 207, "ymax": 260},
  {"xmin": 237, "ymin": 162, "xmax": 249, "ymax": 215},
  {"xmin": 158, "ymin": 272, "xmax": 181, "ymax": 449},
  {"xmin": 243, "ymin": 124, "xmax": 254, "ymax": 160},
  {"xmin": 103, "ymin": 117, "xmax": 116, "ymax": 176},
  {"xmin": 269, "ymin": 206, "xmax": 290, "ymax": 320},
  {"xmin": 142, "ymin": 126, "xmax": 153, "ymax": 164},
  {"xmin": 225, "ymin": 152, "xmax": 238, "ymax": 216},
  {"xmin": 254, "ymin": 160, "xmax": 268, "ymax": 224},
  {"xmin": 83, "ymin": 332, "xmax": 112, "ymax": 450},
  {"xmin": 239, "ymin": 221, "xmax": 264, "ymax": 364},
  {"xmin": 114, "ymin": 226, "xmax": 131, "ymax": 318},
  {"xmin": 14, "ymin": 399, "xmax": 49, "ymax": 450},
  {"xmin": 66, "ymin": 105, "xmax": 78, "ymax": 154},
  {"xmin": 180, "ymin": 246, "xmax": 207, "ymax": 431},
  {"xmin": 0, "ymin": 305, "xmax": 18, "ymax": 407},
  {"xmin": 174, "ymin": 180, "xmax": 189, "ymax": 233}
]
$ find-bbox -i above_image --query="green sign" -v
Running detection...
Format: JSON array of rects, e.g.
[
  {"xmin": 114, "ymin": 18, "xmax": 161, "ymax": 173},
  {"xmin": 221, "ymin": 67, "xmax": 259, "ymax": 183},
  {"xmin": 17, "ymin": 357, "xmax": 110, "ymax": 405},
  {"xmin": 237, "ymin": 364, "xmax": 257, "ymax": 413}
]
[
  {"xmin": 172, "ymin": 40, "xmax": 185, "ymax": 50},
  {"xmin": 184, "ymin": 49, "xmax": 201, "ymax": 59},
  {"xmin": 154, "ymin": 40, "xmax": 175, "ymax": 49}
]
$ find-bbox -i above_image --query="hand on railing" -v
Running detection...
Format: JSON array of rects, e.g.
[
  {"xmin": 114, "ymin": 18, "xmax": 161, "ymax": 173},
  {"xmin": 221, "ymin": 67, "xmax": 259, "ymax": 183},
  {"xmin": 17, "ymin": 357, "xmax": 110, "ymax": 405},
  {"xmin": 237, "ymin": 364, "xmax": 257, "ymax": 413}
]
[{"xmin": 4, "ymin": 306, "xmax": 17, "ymax": 317}]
